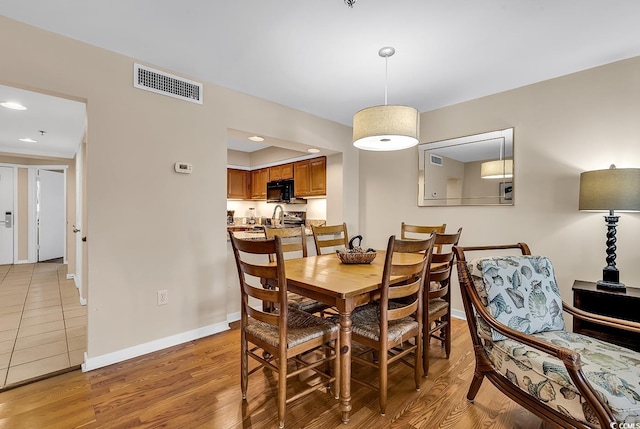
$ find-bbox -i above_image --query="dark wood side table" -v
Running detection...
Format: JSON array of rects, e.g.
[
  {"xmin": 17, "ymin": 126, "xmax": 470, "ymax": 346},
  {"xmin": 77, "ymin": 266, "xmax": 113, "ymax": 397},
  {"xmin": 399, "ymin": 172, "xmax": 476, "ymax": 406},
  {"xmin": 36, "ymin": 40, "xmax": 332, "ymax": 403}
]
[{"xmin": 572, "ymin": 280, "xmax": 640, "ymax": 352}]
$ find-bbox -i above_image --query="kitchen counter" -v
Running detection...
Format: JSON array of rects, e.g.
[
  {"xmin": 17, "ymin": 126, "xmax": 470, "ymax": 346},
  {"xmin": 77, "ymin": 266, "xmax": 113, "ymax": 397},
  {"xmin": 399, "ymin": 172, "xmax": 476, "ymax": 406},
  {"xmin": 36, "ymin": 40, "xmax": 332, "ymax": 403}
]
[{"xmin": 227, "ymin": 224, "xmax": 312, "ymax": 241}]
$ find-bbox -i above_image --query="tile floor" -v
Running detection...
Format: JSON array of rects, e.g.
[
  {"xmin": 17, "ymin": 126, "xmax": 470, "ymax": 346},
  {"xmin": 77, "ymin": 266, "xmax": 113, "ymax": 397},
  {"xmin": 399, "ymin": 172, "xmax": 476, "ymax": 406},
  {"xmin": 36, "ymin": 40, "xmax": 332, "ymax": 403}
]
[{"xmin": 0, "ymin": 262, "xmax": 86, "ymax": 389}]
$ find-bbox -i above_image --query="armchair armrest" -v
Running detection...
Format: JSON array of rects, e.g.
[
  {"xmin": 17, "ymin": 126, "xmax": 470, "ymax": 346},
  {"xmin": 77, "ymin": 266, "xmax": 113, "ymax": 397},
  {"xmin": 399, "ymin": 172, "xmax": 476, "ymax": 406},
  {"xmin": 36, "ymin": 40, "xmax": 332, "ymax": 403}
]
[{"xmin": 563, "ymin": 302, "xmax": 640, "ymax": 334}]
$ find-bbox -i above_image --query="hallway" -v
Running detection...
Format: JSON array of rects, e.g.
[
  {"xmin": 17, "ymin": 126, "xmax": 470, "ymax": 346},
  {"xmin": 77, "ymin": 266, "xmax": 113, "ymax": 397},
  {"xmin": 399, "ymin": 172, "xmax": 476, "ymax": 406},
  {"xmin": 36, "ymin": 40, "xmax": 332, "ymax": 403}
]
[{"xmin": 0, "ymin": 262, "xmax": 86, "ymax": 389}]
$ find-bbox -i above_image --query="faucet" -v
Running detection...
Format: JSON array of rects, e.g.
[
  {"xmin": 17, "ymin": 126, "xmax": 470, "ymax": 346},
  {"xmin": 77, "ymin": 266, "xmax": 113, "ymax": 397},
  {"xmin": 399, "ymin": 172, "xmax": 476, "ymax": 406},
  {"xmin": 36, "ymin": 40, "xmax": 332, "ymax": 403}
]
[{"xmin": 272, "ymin": 204, "xmax": 284, "ymax": 227}]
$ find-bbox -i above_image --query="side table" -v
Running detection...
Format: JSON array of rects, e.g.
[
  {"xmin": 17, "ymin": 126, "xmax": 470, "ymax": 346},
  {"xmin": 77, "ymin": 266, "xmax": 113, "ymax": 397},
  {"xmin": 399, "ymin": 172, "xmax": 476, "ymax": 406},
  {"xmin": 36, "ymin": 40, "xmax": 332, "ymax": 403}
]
[{"xmin": 572, "ymin": 280, "xmax": 640, "ymax": 352}]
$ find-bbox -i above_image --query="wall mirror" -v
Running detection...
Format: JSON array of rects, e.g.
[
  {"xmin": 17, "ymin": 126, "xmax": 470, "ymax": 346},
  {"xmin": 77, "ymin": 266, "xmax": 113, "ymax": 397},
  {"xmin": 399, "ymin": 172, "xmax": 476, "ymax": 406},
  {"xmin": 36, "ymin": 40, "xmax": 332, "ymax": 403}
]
[{"xmin": 418, "ymin": 128, "xmax": 514, "ymax": 206}]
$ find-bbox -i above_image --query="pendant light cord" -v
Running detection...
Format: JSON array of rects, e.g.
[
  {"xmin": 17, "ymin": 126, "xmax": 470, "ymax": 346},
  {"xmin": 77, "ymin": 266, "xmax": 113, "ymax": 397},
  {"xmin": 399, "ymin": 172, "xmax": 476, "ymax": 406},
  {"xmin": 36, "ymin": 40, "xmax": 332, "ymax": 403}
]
[{"xmin": 384, "ymin": 55, "xmax": 388, "ymax": 105}]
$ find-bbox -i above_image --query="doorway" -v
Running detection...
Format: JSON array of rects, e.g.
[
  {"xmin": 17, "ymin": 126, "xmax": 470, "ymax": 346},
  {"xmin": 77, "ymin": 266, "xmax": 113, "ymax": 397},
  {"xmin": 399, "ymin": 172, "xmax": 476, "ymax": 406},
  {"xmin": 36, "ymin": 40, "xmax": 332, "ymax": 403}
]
[
  {"xmin": 0, "ymin": 84, "xmax": 87, "ymax": 389},
  {"xmin": 36, "ymin": 169, "xmax": 65, "ymax": 262}
]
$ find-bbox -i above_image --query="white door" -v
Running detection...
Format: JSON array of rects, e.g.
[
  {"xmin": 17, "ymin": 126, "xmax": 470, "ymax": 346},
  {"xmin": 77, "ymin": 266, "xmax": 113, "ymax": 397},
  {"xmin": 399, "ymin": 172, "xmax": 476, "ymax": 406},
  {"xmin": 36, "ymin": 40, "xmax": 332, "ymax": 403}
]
[
  {"xmin": 37, "ymin": 169, "xmax": 65, "ymax": 262},
  {"xmin": 0, "ymin": 167, "xmax": 14, "ymax": 265}
]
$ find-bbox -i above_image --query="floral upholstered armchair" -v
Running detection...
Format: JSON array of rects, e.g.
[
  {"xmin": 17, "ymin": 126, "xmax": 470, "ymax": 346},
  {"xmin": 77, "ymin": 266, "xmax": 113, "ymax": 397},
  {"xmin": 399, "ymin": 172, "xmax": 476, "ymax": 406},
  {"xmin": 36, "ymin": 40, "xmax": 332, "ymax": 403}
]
[{"xmin": 454, "ymin": 243, "xmax": 640, "ymax": 429}]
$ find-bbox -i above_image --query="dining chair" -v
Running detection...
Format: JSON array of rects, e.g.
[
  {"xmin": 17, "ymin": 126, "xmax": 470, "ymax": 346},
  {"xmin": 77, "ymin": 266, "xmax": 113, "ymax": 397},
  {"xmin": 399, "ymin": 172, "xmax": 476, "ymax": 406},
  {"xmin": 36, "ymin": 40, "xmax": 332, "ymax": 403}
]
[
  {"xmin": 423, "ymin": 227, "xmax": 462, "ymax": 375},
  {"xmin": 400, "ymin": 222, "xmax": 446, "ymax": 252},
  {"xmin": 349, "ymin": 234, "xmax": 435, "ymax": 416},
  {"xmin": 264, "ymin": 225, "xmax": 328, "ymax": 314},
  {"xmin": 311, "ymin": 223, "xmax": 349, "ymax": 255},
  {"xmin": 228, "ymin": 231, "xmax": 340, "ymax": 429}
]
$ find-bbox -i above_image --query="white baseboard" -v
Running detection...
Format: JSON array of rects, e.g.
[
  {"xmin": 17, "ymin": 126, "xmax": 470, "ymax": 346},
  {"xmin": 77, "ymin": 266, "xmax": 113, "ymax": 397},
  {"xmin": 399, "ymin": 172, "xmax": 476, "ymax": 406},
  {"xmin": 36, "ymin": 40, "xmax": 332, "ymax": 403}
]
[
  {"xmin": 66, "ymin": 273, "xmax": 75, "ymax": 280},
  {"xmin": 14, "ymin": 259, "xmax": 31, "ymax": 265},
  {"xmin": 452, "ymin": 308, "xmax": 466, "ymax": 321},
  {"xmin": 79, "ymin": 297, "xmax": 87, "ymax": 306},
  {"xmin": 82, "ymin": 320, "xmax": 231, "ymax": 372},
  {"xmin": 227, "ymin": 311, "xmax": 240, "ymax": 324}
]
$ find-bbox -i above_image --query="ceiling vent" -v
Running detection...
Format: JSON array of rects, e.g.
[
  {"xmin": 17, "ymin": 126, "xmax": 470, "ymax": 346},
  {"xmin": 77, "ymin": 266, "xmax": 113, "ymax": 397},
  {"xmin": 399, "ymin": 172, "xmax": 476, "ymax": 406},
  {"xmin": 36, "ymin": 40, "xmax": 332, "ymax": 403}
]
[{"xmin": 133, "ymin": 63, "xmax": 203, "ymax": 104}]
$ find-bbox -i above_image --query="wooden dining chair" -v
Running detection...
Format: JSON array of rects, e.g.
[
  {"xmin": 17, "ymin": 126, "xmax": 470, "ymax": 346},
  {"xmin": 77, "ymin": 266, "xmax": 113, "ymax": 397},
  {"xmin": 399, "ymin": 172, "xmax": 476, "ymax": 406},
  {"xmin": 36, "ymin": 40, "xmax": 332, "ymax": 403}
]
[
  {"xmin": 349, "ymin": 234, "xmax": 435, "ymax": 416},
  {"xmin": 423, "ymin": 227, "xmax": 462, "ymax": 375},
  {"xmin": 264, "ymin": 225, "xmax": 328, "ymax": 314},
  {"xmin": 228, "ymin": 231, "xmax": 340, "ymax": 429},
  {"xmin": 311, "ymin": 223, "xmax": 349, "ymax": 255},
  {"xmin": 400, "ymin": 222, "xmax": 446, "ymax": 252}
]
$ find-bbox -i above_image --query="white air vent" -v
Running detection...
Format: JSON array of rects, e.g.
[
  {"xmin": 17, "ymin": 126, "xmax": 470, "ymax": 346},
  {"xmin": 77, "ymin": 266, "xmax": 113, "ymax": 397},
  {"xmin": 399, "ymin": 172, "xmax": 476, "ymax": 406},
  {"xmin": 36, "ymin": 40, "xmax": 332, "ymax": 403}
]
[
  {"xmin": 133, "ymin": 63, "xmax": 203, "ymax": 104},
  {"xmin": 430, "ymin": 154, "xmax": 443, "ymax": 166}
]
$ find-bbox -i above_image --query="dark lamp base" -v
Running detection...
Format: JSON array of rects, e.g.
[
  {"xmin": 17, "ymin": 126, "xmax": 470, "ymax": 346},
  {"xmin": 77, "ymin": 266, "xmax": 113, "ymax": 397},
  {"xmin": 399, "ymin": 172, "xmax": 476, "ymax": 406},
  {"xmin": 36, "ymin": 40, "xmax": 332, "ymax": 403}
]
[{"xmin": 596, "ymin": 280, "xmax": 626, "ymax": 292}]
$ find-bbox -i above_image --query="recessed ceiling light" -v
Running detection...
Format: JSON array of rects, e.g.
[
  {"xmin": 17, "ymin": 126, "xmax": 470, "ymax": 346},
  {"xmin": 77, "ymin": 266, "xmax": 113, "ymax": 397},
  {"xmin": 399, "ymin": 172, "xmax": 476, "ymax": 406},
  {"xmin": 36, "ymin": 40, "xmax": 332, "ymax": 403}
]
[
  {"xmin": 19, "ymin": 138, "xmax": 37, "ymax": 143},
  {"xmin": 248, "ymin": 135, "xmax": 264, "ymax": 142},
  {"xmin": 1, "ymin": 101, "xmax": 27, "ymax": 110},
  {"xmin": 307, "ymin": 148, "xmax": 320, "ymax": 153}
]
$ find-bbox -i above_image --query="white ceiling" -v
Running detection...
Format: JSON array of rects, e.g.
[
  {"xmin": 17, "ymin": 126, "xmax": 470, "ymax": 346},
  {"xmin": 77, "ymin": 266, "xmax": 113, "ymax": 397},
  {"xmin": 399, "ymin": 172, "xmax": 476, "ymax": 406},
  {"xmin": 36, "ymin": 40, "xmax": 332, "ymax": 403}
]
[
  {"xmin": 0, "ymin": 85, "xmax": 85, "ymax": 159},
  {"xmin": 2, "ymin": 1, "xmax": 640, "ymax": 157}
]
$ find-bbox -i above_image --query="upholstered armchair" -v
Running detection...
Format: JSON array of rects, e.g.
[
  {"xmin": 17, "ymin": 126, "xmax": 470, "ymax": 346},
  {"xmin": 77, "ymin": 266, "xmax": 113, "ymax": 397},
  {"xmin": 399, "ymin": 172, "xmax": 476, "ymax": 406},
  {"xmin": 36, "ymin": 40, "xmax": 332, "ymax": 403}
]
[{"xmin": 454, "ymin": 243, "xmax": 640, "ymax": 429}]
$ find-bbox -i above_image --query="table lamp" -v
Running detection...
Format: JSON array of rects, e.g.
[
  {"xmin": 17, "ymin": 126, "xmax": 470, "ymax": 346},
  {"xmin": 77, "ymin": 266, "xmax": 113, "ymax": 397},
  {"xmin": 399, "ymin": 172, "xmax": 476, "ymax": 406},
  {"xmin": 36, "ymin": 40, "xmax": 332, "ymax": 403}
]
[{"xmin": 579, "ymin": 165, "xmax": 640, "ymax": 291}]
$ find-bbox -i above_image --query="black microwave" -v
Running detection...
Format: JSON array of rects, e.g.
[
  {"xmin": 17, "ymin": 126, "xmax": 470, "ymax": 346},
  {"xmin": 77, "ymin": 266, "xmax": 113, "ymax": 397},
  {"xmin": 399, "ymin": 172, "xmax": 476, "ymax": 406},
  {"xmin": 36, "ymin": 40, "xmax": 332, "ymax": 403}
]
[{"xmin": 266, "ymin": 179, "xmax": 294, "ymax": 203}]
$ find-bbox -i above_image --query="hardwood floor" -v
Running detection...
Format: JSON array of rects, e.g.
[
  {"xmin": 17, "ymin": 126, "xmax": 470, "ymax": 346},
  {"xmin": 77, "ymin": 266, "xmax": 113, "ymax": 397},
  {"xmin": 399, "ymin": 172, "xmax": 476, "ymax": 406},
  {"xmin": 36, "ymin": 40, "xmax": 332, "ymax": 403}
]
[{"xmin": 0, "ymin": 319, "xmax": 550, "ymax": 428}]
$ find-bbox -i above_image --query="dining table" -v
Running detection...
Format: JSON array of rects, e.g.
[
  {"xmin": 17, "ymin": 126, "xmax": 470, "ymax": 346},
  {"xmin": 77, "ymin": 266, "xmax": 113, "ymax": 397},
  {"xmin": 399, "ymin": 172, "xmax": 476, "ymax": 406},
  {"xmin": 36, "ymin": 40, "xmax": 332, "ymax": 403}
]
[{"xmin": 283, "ymin": 250, "xmax": 430, "ymax": 424}]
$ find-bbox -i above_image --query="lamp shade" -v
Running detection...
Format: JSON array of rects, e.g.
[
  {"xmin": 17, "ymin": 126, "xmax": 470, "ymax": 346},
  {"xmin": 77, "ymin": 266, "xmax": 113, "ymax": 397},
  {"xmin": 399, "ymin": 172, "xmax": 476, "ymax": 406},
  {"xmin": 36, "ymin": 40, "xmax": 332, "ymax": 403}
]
[
  {"xmin": 352, "ymin": 105, "xmax": 419, "ymax": 151},
  {"xmin": 480, "ymin": 159, "xmax": 513, "ymax": 179},
  {"xmin": 579, "ymin": 167, "xmax": 640, "ymax": 211}
]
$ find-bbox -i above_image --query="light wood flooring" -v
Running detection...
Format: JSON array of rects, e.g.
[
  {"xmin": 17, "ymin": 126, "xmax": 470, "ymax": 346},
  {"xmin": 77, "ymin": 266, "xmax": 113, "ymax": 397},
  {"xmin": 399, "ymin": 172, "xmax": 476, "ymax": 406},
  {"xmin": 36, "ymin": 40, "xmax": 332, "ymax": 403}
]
[
  {"xmin": 0, "ymin": 318, "xmax": 550, "ymax": 428},
  {"xmin": 0, "ymin": 262, "xmax": 86, "ymax": 390}
]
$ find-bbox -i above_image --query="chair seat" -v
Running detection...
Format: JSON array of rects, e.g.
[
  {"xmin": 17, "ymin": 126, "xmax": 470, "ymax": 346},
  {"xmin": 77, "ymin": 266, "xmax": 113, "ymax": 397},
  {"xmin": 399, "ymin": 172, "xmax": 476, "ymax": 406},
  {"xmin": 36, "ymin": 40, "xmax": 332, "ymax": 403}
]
[
  {"xmin": 246, "ymin": 308, "xmax": 338, "ymax": 349},
  {"xmin": 287, "ymin": 292, "xmax": 329, "ymax": 314},
  {"xmin": 351, "ymin": 303, "xmax": 419, "ymax": 343},
  {"xmin": 485, "ymin": 330, "xmax": 640, "ymax": 426},
  {"xmin": 427, "ymin": 298, "xmax": 448, "ymax": 317}
]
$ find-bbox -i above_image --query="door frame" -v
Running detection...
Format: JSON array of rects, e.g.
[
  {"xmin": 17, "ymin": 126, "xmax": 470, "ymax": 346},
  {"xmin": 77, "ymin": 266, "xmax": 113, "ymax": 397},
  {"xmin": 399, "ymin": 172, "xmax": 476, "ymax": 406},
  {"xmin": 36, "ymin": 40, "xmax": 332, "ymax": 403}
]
[{"xmin": 0, "ymin": 165, "xmax": 18, "ymax": 264}]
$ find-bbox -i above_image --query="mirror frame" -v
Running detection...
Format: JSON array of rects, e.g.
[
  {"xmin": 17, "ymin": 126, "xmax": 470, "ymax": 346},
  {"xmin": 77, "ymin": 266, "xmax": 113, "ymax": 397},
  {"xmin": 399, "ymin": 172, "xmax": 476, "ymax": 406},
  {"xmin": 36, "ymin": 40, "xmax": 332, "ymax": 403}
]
[{"xmin": 418, "ymin": 128, "xmax": 514, "ymax": 207}]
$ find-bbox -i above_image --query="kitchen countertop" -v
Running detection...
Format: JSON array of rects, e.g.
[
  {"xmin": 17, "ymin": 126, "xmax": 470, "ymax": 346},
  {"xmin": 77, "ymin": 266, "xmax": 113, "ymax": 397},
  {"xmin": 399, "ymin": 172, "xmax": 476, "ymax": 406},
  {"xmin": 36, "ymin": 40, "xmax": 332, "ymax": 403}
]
[{"xmin": 227, "ymin": 224, "xmax": 312, "ymax": 241}]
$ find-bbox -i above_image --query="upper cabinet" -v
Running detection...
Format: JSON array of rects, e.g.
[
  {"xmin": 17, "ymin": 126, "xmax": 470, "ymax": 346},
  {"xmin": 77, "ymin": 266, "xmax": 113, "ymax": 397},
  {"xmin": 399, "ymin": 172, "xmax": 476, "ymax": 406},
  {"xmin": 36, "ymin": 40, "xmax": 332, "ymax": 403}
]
[
  {"xmin": 269, "ymin": 163, "xmax": 293, "ymax": 181},
  {"xmin": 227, "ymin": 157, "xmax": 326, "ymax": 200},
  {"xmin": 250, "ymin": 168, "xmax": 269, "ymax": 200},
  {"xmin": 227, "ymin": 168, "xmax": 250, "ymax": 199},
  {"xmin": 294, "ymin": 156, "xmax": 326, "ymax": 197}
]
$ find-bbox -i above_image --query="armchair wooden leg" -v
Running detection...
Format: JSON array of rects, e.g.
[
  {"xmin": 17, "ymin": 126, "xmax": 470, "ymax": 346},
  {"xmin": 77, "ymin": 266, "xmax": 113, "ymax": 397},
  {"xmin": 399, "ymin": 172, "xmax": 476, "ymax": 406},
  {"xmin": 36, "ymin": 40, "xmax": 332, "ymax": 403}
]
[{"xmin": 467, "ymin": 370, "xmax": 484, "ymax": 402}]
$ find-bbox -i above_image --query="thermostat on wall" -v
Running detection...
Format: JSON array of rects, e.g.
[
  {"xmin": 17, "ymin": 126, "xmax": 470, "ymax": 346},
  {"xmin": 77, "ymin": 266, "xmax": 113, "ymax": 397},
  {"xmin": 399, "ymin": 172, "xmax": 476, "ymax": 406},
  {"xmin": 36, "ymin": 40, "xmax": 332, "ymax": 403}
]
[{"xmin": 174, "ymin": 162, "xmax": 193, "ymax": 174}]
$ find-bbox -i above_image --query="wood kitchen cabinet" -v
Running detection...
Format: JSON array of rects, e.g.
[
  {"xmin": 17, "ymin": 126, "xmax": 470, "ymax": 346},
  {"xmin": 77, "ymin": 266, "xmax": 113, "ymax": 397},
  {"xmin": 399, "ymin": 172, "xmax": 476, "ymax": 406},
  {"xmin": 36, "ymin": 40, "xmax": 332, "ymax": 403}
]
[
  {"xmin": 294, "ymin": 156, "xmax": 326, "ymax": 197},
  {"xmin": 227, "ymin": 168, "xmax": 250, "ymax": 199},
  {"xmin": 269, "ymin": 163, "xmax": 293, "ymax": 181},
  {"xmin": 250, "ymin": 168, "xmax": 269, "ymax": 200}
]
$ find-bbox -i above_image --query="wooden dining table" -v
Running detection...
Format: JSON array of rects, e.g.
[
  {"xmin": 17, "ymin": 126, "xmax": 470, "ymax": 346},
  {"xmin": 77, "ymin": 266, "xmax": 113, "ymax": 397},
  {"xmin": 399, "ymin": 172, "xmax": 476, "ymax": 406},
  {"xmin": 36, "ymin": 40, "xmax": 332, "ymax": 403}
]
[{"xmin": 283, "ymin": 250, "xmax": 428, "ymax": 424}]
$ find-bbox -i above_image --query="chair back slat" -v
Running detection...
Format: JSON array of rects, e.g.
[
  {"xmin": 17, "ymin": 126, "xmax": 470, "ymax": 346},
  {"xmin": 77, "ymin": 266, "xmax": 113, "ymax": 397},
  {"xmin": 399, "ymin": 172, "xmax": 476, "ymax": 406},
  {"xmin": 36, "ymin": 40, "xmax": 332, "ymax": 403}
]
[
  {"xmin": 265, "ymin": 225, "xmax": 307, "ymax": 261},
  {"xmin": 427, "ymin": 228, "xmax": 462, "ymax": 297},
  {"xmin": 401, "ymin": 222, "xmax": 446, "ymax": 252},
  {"xmin": 379, "ymin": 234, "xmax": 435, "ymax": 329},
  {"xmin": 312, "ymin": 223, "xmax": 349, "ymax": 254},
  {"xmin": 388, "ymin": 277, "xmax": 421, "ymax": 300},
  {"xmin": 229, "ymin": 231, "xmax": 288, "ymax": 336},
  {"xmin": 389, "ymin": 300, "xmax": 418, "ymax": 321}
]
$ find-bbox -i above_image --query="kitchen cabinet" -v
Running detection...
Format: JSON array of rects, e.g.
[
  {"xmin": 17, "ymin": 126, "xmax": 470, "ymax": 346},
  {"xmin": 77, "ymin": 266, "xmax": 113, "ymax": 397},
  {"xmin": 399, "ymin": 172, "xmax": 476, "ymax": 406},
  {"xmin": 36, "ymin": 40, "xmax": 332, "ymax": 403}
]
[
  {"xmin": 227, "ymin": 168, "xmax": 250, "ymax": 199},
  {"xmin": 269, "ymin": 163, "xmax": 293, "ymax": 181},
  {"xmin": 294, "ymin": 156, "xmax": 326, "ymax": 197},
  {"xmin": 250, "ymin": 168, "xmax": 269, "ymax": 200}
]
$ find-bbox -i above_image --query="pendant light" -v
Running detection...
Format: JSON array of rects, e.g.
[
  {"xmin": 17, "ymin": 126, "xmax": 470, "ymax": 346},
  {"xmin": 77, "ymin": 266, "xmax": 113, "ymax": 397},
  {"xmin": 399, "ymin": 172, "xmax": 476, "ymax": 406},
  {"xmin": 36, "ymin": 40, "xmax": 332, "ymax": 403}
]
[
  {"xmin": 480, "ymin": 136, "xmax": 513, "ymax": 179},
  {"xmin": 353, "ymin": 47, "xmax": 420, "ymax": 151}
]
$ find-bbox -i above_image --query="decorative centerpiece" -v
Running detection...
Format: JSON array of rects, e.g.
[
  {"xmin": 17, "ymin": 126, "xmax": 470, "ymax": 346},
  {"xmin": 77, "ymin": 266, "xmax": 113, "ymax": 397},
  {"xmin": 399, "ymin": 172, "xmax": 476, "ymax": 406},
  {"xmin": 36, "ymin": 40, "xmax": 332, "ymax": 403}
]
[{"xmin": 336, "ymin": 235, "xmax": 377, "ymax": 264}]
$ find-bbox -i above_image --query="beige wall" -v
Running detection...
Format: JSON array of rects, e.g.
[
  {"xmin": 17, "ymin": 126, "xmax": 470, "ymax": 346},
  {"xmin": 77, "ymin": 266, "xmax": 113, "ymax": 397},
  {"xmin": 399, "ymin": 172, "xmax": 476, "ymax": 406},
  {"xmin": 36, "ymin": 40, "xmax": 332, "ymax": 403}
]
[
  {"xmin": 0, "ymin": 16, "xmax": 355, "ymax": 362},
  {"xmin": 359, "ymin": 56, "xmax": 640, "ymax": 317}
]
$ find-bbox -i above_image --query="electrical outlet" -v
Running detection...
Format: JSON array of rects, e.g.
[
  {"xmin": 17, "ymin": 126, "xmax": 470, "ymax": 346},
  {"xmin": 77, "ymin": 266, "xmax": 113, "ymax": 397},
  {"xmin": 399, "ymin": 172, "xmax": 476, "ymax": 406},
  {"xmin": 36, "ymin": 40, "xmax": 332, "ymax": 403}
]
[{"xmin": 157, "ymin": 290, "xmax": 168, "ymax": 306}]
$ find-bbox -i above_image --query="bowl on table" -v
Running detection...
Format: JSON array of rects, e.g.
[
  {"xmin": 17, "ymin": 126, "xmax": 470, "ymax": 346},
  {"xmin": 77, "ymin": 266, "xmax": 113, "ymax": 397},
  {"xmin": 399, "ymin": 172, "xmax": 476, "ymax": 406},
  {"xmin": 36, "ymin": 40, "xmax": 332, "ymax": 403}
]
[{"xmin": 336, "ymin": 247, "xmax": 377, "ymax": 264}]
